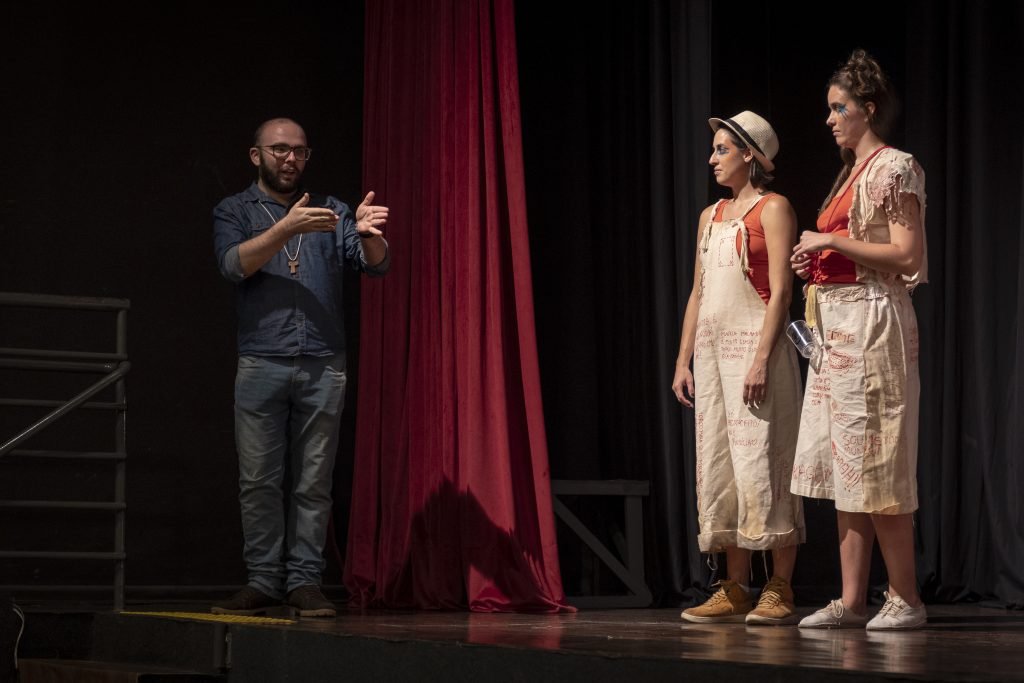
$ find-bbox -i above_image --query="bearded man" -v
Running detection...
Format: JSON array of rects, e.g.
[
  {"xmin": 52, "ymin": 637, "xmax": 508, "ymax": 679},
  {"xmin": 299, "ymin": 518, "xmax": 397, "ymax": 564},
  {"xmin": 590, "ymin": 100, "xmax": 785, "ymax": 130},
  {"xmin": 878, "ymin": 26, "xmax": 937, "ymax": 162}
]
[{"xmin": 211, "ymin": 118, "xmax": 390, "ymax": 617}]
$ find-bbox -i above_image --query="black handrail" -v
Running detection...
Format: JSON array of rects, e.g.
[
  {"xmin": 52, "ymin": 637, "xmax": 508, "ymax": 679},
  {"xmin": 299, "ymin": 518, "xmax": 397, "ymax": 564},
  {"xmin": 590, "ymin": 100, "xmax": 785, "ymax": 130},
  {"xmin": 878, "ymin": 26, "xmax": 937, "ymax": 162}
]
[
  {"xmin": 0, "ymin": 291, "xmax": 130, "ymax": 610},
  {"xmin": 0, "ymin": 362, "xmax": 130, "ymax": 457},
  {"xmin": 0, "ymin": 292, "xmax": 130, "ymax": 311}
]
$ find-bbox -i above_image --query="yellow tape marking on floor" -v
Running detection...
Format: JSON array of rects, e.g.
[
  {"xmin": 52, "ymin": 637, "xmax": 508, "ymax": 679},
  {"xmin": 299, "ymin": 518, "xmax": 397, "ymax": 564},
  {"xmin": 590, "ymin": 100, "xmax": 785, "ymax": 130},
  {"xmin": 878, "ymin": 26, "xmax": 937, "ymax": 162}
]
[{"xmin": 120, "ymin": 611, "xmax": 295, "ymax": 625}]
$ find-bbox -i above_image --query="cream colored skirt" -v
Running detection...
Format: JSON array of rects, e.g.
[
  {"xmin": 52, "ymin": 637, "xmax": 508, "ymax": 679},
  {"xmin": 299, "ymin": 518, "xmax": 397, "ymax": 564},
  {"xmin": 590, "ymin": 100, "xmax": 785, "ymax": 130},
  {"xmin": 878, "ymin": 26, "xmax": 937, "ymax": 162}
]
[{"xmin": 791, "ymin": 282, "xmax": 920, "ymax": 514}]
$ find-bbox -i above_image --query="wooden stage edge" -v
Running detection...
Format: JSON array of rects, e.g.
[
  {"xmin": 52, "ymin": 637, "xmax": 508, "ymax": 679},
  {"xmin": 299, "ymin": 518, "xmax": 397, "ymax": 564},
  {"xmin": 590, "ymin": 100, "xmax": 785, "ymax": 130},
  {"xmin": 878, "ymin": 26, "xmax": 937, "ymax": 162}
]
[{"xmin": 15, "ymin": 601, "xmax": 1024, "ymax": 682}]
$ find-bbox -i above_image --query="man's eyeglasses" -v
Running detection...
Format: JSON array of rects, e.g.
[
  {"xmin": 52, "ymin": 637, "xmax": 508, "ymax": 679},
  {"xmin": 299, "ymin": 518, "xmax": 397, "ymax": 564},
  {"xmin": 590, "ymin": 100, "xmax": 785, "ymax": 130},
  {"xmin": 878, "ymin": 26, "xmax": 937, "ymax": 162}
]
[{"xmin": 257, "ymin": 144, "xmax": 312, "ymax": 161}]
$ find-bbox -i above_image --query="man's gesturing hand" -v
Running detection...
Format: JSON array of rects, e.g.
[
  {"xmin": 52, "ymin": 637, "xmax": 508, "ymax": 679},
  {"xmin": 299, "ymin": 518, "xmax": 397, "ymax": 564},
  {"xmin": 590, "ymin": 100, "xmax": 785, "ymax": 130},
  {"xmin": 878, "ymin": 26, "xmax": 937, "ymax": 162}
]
[
  {"xmin": 285, "ymin": 193, "xmax": 339, "ymax": 234},
  {"xmin": 355, "ymin": 191, "xmax": 389, "ymax": 238}
]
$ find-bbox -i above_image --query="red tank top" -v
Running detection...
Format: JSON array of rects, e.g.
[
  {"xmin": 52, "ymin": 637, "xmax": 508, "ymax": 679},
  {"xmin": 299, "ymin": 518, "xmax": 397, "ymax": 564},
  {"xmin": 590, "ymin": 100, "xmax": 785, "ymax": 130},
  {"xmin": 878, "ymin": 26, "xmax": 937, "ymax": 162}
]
[
  {"xmin": 810, "ymin": 146, "xmax": 890, "ymax": 284},
  {"xmin": 713, "ymin": 195, "xmax": 773, "ymax": 305}
]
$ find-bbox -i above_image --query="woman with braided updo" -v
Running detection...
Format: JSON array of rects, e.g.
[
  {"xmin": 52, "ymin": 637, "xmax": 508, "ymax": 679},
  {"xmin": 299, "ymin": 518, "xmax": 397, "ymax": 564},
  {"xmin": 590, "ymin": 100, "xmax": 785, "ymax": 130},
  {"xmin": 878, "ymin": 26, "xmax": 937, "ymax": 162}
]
[{"xmin": 790, "ymin": 50, "xmax": 929, "ymax": 630}]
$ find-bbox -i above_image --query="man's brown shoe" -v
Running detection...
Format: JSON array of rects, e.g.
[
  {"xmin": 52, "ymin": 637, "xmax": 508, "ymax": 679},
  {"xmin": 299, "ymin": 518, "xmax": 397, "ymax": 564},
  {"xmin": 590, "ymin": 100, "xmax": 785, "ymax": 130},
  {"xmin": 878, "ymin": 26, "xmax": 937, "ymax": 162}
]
[
  {"xmin": 211, "ymin": 585, "xmax": 279, "ymax": 616},
  {"xmin": 286, "ymin": 585, "xmax": 337, "ymax": 618}
]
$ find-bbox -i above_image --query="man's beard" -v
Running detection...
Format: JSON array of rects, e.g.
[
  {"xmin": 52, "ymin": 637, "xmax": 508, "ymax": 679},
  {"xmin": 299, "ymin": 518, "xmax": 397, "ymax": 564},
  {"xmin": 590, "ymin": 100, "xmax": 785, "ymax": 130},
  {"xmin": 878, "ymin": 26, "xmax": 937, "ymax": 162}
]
[{"xmin": 258, "ymin": 156, "xmax": 302, "ymax": 196}]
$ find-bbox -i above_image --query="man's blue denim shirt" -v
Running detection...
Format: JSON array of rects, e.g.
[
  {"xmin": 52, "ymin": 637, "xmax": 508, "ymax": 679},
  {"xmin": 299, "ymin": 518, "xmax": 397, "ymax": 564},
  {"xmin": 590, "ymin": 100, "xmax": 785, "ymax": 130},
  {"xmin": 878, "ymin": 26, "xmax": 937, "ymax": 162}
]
[{"xmin": 213, "ymin": 183, "xmax": 390, "ymax": 357}]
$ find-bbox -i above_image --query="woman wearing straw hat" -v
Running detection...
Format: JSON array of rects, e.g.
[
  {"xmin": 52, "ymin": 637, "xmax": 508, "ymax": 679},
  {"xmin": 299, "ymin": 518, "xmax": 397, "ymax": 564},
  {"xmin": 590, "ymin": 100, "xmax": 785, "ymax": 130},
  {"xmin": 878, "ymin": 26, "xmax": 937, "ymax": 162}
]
[
  {"xmin": 673, "ymin": 110, "xmax": 805, "ymax": 625},
  {"xmin": 790, "ymin": 50, "xmax": 928, "ymax": 630}
]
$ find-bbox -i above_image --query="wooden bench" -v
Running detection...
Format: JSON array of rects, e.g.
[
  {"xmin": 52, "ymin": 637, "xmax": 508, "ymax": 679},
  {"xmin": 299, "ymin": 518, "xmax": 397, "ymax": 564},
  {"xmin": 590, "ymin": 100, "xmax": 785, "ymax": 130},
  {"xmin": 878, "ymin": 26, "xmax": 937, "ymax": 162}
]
[{"xmin": 551, "ymin": 479, "xmax": 652, "ymax": 608}]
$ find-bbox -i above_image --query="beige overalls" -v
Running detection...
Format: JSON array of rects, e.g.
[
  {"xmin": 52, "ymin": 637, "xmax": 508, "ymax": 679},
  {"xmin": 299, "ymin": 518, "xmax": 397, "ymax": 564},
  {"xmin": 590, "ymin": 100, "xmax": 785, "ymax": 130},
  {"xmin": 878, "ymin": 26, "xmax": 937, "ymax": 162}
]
[{"xmin": 693, "ymin": 196, "xmax": 805, "ymax": 553}]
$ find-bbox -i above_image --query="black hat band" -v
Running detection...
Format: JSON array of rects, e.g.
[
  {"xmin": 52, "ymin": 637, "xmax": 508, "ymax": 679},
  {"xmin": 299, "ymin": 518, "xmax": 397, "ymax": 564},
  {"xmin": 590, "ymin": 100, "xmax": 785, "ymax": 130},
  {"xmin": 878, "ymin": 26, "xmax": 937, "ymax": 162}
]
[{"xmin": 724, "ymin": 118, "xmax": 766, "ymax": 157}]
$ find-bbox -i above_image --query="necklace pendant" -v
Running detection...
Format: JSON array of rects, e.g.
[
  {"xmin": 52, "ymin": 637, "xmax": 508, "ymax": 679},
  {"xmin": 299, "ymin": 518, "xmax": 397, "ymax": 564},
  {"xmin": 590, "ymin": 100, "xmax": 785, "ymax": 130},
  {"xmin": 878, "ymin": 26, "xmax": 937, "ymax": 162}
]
[{"xmin": 288, "ymin": 259, "xmax": 299, "ymax": 275}]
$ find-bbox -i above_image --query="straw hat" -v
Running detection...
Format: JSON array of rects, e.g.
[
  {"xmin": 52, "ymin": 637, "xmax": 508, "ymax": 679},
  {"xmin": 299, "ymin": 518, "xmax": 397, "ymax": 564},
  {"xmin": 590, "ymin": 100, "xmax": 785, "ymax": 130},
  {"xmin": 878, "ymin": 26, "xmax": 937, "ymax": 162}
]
[{"xmin": 708, "ymin": 111, "xmax": 778, "ymax": 172}]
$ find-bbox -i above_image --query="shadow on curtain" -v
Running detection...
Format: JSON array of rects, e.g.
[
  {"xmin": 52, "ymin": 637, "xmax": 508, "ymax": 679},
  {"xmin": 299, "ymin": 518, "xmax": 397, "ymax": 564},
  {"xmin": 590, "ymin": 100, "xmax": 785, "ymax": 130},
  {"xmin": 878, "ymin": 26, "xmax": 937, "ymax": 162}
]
[{"xmin": 343, "ymin": 0, "xmax": 572, "ymax": 613}]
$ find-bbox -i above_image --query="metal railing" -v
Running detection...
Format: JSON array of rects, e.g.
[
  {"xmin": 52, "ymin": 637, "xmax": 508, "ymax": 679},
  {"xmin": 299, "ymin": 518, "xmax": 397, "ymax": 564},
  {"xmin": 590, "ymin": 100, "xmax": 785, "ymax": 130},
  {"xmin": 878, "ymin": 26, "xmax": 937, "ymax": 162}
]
[{"xmin": 0, "ymin": 292, "xmax": 130, "ymax": 610}]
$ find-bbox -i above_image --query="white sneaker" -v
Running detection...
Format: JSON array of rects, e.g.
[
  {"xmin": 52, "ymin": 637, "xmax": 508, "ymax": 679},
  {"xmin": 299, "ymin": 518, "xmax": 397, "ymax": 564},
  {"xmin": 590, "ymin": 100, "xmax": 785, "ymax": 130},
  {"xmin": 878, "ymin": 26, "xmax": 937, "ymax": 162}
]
[
  {"xmin": 866, "ymin": 592, "xmax": 927, "ymax": 630},
  {"xmin": 798, "ymin": 599, "xmax": 869, "ymax": 629}
]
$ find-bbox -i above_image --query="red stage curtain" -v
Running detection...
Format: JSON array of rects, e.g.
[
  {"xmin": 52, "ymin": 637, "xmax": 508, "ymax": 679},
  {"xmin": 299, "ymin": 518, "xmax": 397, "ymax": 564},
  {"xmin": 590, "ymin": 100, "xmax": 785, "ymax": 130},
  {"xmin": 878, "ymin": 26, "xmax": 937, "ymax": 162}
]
[{"xmin": 343, "ymin": 0, "xmax": 572, "ymax": 613}]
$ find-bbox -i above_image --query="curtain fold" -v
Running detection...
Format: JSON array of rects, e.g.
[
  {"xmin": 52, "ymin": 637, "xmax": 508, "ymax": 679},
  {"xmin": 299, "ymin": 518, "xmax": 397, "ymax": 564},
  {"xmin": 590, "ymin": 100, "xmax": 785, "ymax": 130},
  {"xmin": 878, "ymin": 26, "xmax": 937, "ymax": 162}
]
[
  {"xmin": 518, "ymin": 0, "xmax": 1024, "ymax": 607},
  {"xmin": 907, "ymin": 0, "xmax": 1024, "ymax": 607},
  {"xmin": 645, "ymin": 0, "xmax": 714, "ymax": 602},
  {"xmin": 344, "ymin": 0, "xmax": 571, "ymax": 613},
  {"xmin": 516, "ymin": 0, "xmax": 711, "ymax": 604}
]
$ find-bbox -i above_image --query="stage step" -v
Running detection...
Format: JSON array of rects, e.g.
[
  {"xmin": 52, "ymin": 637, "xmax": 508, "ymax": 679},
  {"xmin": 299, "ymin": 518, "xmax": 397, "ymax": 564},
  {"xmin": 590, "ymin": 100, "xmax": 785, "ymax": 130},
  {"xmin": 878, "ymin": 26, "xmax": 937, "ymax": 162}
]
[
  {"xmin": 18, "ymin": 609, "xmax": 231, "ymax": 681},
  {"xmin": 20, "ymin": 658, "xmax": 224, "ymax": 682}
]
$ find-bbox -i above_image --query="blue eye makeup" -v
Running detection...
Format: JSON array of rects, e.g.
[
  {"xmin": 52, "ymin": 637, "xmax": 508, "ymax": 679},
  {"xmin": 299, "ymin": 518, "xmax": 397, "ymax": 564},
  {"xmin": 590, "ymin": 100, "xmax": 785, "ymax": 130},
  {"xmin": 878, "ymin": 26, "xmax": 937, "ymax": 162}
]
[
  {"xmin": 831, "ymin": 102, "xmax": 850, "ymax": 119},
  {"xmin": 715, "ymin": 145, "xmax": 729, "ymax": 156}
]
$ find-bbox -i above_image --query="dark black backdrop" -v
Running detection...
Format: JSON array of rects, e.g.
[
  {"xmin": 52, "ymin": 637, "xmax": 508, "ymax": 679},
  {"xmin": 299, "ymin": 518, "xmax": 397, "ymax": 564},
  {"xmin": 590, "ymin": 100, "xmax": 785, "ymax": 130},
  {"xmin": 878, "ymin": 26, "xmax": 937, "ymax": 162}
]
[
  {"xmin": 2, "ymin": 1, "xmax": 1023, "ymax": 608},
  {"xmin": 516, "ymin": 0, "xmax": 1024, "ymax": 607},
  {"xmin": 1, "ymin": 3, "xmax": 366, "ymax": 590}
]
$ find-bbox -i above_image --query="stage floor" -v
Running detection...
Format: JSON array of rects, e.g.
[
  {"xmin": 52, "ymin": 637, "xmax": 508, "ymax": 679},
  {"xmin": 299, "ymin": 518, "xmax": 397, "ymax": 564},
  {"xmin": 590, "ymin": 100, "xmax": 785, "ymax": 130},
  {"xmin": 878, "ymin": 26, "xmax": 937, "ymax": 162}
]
[
  {"xmin": 247, "ymin": 604, "xmax": 1024, "ymax": 680},
  {"xmin": 18, "ymin": 601, "xmax": 1024, "ymax": 682}
]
